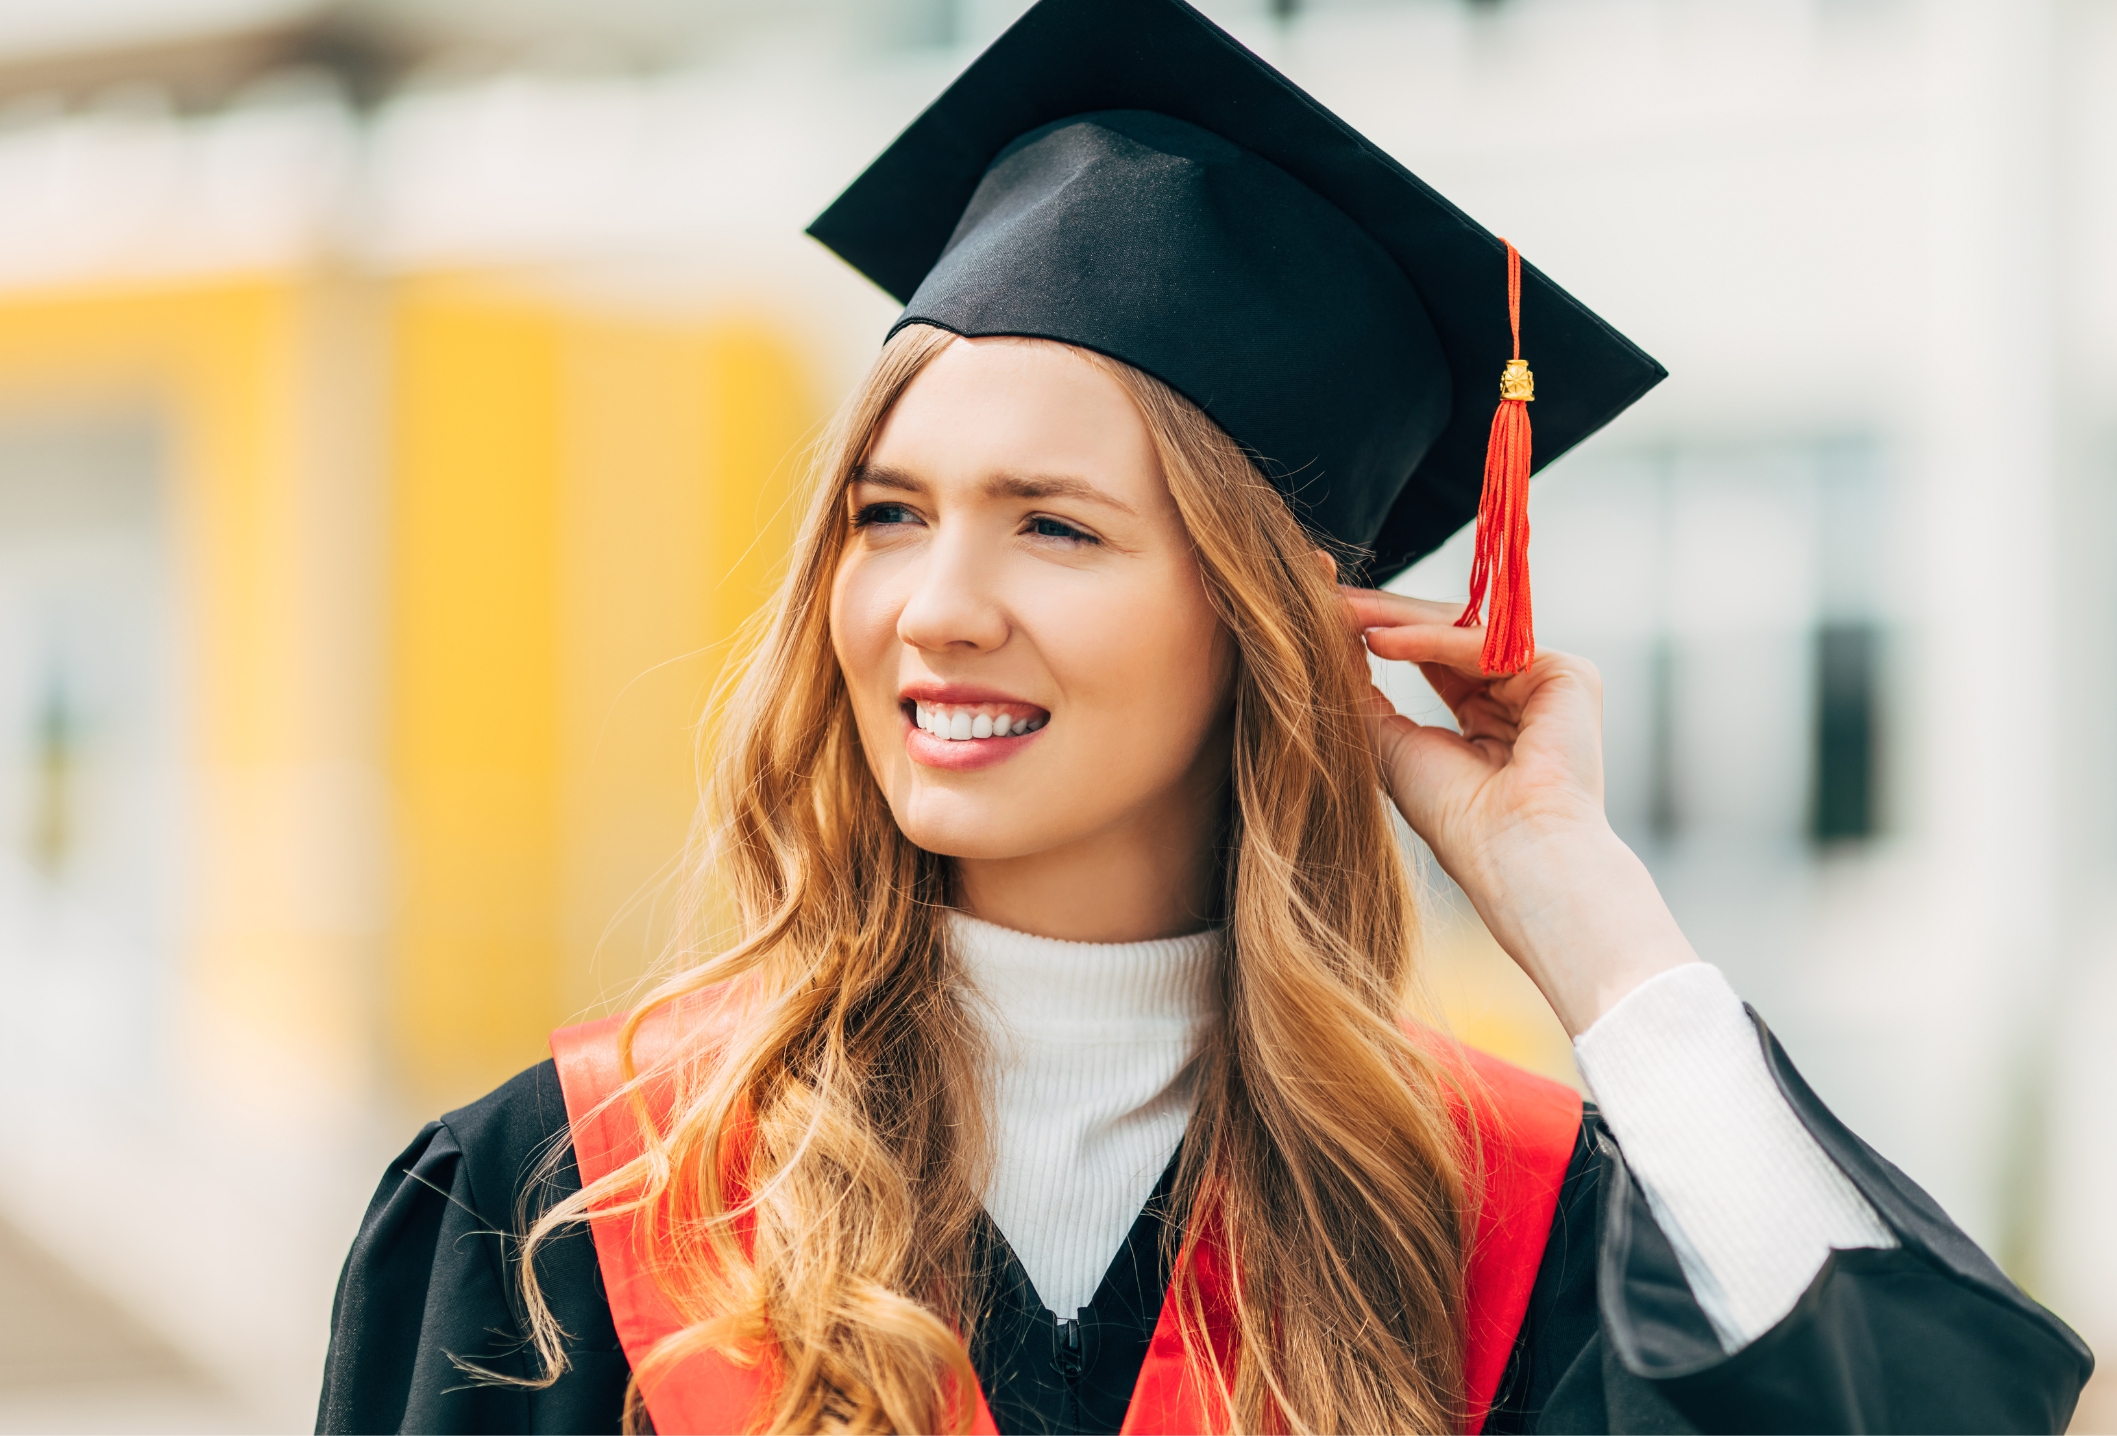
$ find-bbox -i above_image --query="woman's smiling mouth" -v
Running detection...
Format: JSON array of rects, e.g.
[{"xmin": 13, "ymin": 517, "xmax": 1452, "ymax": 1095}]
[{"xmin": 899, "ymin": 690, "xmax": 1051, "ymax": 770}]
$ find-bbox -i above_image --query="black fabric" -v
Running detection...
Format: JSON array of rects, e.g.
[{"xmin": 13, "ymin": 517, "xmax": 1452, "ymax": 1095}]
[
  {"xmin": 317, "ymin": 1061, "xmax": 628, "ymax": 1435},
  {"xmin": 969, "ymin": 1152, "xmax": 1179, "ymax": 1435},
  {"xmin": 1483, "ymin": 1010, "xmax": 2094, "ymax": 1434},
  {"xmin": 805, "ymin": 0, "xmax": 1667, "ymax": 578},
  {"xmin": 322, "ymin": 1021, "xmax": 2092, "ymax": 1435}
]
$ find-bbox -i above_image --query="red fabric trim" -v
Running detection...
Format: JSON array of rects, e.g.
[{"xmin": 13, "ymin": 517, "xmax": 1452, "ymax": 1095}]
[
  {"xmin": 1453, "ymin": 1045, "xmax": 1583, "ymax": 1433},
  {"xmin": 552, "ymin": 1011, "xmax": 763, "ymax": 1435},
  {"xmin": 553, "ymin": 1000, "xmax": 1001, "ymax": 1436},
  {"xmin": 552, "ymin": 1009, "xmax": 1577, "ymax": 1435},
  {"xmin": 1118, "ymin": 1209, "xmax": 1240, "ymax": 1436}
]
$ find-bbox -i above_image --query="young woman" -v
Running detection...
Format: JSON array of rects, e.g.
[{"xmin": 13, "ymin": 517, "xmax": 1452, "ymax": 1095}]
[{"xmin": 318, "ymin": 3, "xmax": 2090, "ymax": 1432}]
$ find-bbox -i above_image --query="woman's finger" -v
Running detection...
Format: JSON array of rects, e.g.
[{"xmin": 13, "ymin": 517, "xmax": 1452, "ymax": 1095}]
[
  {"xmin": 1416, "ymin": 659, "xmax": 1489, "ymax": 712},
  {"xmin": 1339, "ymin": 586, "xmax": 1462, "ymax": 632},
  {"xmin": 1453, "ymin": 691, "xmax": 1521, "ymax": 745},
  {"xmin": 1363, "ymin": 691, "xmax": 1509, "ymax": 828},
  {"xmin": 1360, "ymin": 620, "xmax": 1491, "ymax": 674}
]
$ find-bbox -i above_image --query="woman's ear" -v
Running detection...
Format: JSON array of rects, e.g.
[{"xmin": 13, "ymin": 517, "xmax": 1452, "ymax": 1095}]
[{"xmin": 1313, "ymin": 548, "xmax": 1338, "ymax": 582}]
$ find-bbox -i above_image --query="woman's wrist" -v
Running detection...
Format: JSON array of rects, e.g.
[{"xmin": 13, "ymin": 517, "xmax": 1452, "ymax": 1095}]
[{"xmin": 1453, "ymin": 822, "xmax": 1698, "ymax": 1037}]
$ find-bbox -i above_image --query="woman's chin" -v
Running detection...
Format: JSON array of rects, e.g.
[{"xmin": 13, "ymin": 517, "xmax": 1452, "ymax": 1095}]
[{"xmin": 887, "ymin": 786, "xmax": 1070, "ymax": 863}]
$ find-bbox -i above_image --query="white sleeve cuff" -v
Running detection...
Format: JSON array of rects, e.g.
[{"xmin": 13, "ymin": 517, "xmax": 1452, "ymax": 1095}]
[{"xmin": 1573, "ymin": 963, "xmax": 1896, "ymax": 1351}]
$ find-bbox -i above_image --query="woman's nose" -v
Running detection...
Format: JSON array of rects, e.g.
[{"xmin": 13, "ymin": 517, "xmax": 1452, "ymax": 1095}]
[{"xmin": 895, "ymin": 533, "xmax": 1010, "ymax": 653}]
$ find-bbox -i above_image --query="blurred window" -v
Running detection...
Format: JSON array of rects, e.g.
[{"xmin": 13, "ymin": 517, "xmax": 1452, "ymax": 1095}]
[
  {"xmin": 0, "ymin": 410, "xmax": 174, "ymax": 1090},
  {"xmin": 1391, "ymin": 437, "xmax": 1890, "ymax": 859},
  {"xmin": 1812, "ymin": 619, "xmax": 1880, "ymax": 843}
]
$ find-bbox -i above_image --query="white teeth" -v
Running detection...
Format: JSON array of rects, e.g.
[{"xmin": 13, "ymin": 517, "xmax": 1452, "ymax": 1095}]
[{"xmin": 912, "ymin": 704, "xmax": 1047, "ymax": 739}]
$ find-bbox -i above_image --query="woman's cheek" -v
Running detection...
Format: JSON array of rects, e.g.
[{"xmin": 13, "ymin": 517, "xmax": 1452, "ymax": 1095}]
[
  {"xmin": 1051, "ymin": 587, "xmax": 1208, "ymax": 748},
  {"xmin": 833, "ymin": 556, "xmax": 890, "ymax": 656},
  {"xmin": 1129, "ymin": 580, "xmax": 1229, "ymax": 726},
  {"xmin": 829, "ymin": 559, "xmax": 901, "ymax": 738}
]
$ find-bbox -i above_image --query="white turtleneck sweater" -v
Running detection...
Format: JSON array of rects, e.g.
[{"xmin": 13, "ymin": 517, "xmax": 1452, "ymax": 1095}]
[
  {"xmin": 952, "ymin": 913, "xmax": 1218, "ymax": 1317},
  {"xmin": 950, "ymin": 912, "xmax": 1893, "ymax": 1350}
]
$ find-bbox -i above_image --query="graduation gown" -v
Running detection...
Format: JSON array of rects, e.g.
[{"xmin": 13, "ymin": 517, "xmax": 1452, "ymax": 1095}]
[{"xmin": 318, "ymin": 1008, "xmax": 2090, "ymax": 1435}]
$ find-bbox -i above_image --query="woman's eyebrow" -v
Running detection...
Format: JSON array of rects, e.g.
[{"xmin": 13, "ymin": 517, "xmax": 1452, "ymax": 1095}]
[
  {"xmin": 984, "ymin": 472, "xmax": 1138, "ymax": 515},
  {"xmin": 848, "ymin": 462, "xmax": 925, "ymax": 492}
]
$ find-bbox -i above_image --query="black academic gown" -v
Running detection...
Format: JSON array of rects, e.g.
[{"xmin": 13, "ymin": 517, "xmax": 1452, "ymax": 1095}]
[{"xmin": 317, "ymin": 1014, "xmax": 2091, "ymax": 1435}]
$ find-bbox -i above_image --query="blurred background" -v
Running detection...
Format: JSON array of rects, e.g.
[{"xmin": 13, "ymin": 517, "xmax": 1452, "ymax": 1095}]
[{"xmin": 0, "ymin": 0, "xmax": 2109, "ymax": 1428}]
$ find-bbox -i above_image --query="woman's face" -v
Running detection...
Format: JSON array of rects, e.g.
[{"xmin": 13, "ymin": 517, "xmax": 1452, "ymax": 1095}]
[{"xmin": 829, "ymin": 336, "xmax": 1235, "ymax": 867}]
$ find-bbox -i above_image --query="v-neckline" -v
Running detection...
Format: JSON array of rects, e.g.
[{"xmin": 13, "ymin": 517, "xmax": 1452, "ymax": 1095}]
[{"xmin": 970, "ymin": 1150, "xmax": 1183, "ymax": 1436}]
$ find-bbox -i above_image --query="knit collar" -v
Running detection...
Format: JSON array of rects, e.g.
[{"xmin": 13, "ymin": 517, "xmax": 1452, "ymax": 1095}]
[{"xmin": 947, "ymin": 911, "xmax": 1220, "ymax": 1044}]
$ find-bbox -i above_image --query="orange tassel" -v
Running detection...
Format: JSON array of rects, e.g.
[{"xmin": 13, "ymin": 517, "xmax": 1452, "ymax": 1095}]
[{"xmin": 1456, "ymin": 240, "xmax": 1535, "ymax": 676}]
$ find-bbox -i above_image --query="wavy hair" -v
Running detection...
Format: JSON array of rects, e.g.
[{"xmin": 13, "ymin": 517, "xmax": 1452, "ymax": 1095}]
[{"xmin": 512, "ymin": 324, "xmax": 1471, "ymax": 1433}]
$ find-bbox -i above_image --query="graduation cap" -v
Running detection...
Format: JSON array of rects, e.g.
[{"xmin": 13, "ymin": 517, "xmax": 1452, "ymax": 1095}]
[{"xmin": 808, "ymin": 0, "xmax": 1664, "ymax": 673}]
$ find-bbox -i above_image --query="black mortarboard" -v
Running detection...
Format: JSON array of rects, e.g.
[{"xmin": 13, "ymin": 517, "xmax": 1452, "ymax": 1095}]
[{"xmin": 807, "ymin": 0, "xmax": 1663, "ymax": 588}]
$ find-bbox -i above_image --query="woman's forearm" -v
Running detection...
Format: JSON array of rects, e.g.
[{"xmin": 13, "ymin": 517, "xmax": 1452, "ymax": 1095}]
[{"xmin": 1452, "ymin": 820, "xmax": 1698, "ymax": 1037}]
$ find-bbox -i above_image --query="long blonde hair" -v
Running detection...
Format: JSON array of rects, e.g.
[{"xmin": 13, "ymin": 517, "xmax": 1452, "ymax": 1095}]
[{"xmin": 516, "ymin": 325, "xmax": 1471, "ymax": 1433}]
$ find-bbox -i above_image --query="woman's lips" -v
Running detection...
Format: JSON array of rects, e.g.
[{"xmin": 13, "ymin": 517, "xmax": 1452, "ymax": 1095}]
[{"xmin": 901, "ymin": 699, "xmax": 1049, "ymax": 771}]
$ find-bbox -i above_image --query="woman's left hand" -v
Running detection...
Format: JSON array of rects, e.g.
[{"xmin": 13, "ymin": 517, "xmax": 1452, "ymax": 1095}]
[{"xmin": 1343, "ymin": 586, "xmax": 1697, "ymax": 1035}]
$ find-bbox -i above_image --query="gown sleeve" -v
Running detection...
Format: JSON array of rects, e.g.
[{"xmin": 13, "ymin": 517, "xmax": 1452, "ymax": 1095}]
[
  {"xmin": 1485, "ymin": 1015, "xmax": 2094, "ymax": 1435},
  {"xmin": 316, "ymin": 1060, "xmax": 631, "ymax": 1435}
]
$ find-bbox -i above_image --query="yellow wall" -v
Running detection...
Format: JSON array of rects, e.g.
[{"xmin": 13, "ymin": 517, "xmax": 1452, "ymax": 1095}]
[
  {"xmin": 388, "ymin": 279, "xmax": 814, "ymax": 1112},
  {"xmin": 0, "ymin": 273, "xmax": 818, "ymax": 1119},
  {"xmin": 388, "ymin": 283, "xmax": 567, "ymax": 1111}
]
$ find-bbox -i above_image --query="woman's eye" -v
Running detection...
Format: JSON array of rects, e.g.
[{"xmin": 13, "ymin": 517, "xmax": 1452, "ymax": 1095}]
[
  {"xmin": 1027, "ymin": 515, "xmax": 1098, "ymax": 544},
  {"xmin": 853, "ymin": 502, "xmax": 919, "ymax": 528}
]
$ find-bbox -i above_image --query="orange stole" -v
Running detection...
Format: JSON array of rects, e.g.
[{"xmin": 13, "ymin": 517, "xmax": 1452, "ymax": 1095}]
[{"xmin": 551, "ymin": 1009, "xmax": 1580, "ymax": 1435}]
